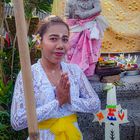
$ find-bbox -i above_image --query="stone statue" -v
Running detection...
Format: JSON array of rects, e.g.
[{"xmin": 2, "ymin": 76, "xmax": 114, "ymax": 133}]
[{"xmin": 65, "ymin": 0, "xmax": 108, "ymax": 77}]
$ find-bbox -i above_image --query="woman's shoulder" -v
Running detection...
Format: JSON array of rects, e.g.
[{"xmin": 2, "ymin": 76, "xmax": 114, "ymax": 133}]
[
  {"xmin": 30, "ymin": 61, "xmax": 43, "ymax": 77},
  {"xmin": 16, "ymin": 61, "xmax": 41, "ymax": 79},
  {"xmin": 31, "ymin": 61, "xmax": 40, "ymax": 70}
]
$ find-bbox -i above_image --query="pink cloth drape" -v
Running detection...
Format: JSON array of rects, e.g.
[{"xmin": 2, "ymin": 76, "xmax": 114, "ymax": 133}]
[{"xmin": 66, "ymin": 15, "xmax": 101, "ymax": 76}]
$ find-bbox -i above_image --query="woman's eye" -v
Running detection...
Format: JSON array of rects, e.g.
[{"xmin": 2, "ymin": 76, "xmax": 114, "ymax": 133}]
[
  {"xmin": 50, "ymin": 37, "xmax": 57, "ymax": 41},
  {"xmin": 62, "ymin": 38, "xmax": 69, "ymax": 43}
]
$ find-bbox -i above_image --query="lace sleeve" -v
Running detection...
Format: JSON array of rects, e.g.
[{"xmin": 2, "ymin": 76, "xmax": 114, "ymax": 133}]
[
  {"xmin": 10, "ymin": 72, "xmax": 59, "ymax": 131},
  {"xmin": 70, "ymin": 66, "xmax": 101, "ymax": 114}
]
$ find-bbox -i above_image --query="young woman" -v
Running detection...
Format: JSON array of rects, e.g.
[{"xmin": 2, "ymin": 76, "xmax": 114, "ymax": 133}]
[{"xmin": 11, "ymin": 15, "xmax": 101, "ymax": 140}]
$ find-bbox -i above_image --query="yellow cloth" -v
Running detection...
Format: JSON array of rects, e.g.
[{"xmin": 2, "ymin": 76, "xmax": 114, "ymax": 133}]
[
  {"xmin": 101, "ymin": 0, "xmax": 140, "ymax": 53},
  {"xmin": 38, "ymin": 114, "xmax": 82, "ymax": 140},
  {"xmin": 51, "ymin": 0, "xmax": 66, "ymax": 19}
]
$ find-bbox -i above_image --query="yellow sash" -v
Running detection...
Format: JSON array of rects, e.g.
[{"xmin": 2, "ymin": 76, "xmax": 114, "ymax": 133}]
[{"xmin": 38, "ymin": 114, "xmax": 82, "ymax": 140}]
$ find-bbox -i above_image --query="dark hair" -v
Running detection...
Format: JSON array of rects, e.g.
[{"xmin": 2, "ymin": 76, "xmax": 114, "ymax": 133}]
[{"xmin": 36, "ymin": 15, "xmax": 70, "ymax": 40}]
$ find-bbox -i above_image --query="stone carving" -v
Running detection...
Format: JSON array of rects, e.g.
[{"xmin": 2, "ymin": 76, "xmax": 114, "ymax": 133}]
[{"xmin": 65, "ymin": 0, "xmax": 108, "ymax": 77}]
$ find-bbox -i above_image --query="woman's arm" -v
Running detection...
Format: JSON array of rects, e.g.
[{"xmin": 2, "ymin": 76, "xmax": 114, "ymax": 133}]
[
  {"xmin": 11, "ymin": 72, "xmax": 59, "ymax": 131},
  {"xmin": 69, "ymin": 65, "xmax": 101, "ymax": 113}
]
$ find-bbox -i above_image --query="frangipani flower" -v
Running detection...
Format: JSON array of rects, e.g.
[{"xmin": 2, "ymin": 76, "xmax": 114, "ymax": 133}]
[{"xmin": 32, "ymin": 34, "xmax": 41, "ymax": 44}]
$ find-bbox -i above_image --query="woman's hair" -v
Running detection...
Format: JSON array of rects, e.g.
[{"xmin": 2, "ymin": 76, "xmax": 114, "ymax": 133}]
[{"xmin": 36, "ymin": 15, "xmax": 70, "ymax": 40}]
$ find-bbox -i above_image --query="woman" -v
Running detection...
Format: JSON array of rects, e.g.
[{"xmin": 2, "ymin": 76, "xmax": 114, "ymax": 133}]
[
  {"xmin": 11, "ymin": 15, "xmax": 101, "ymax": 140},
  {"xmin": 65, "ymin": 0, "xmax": 108, "ymax": 77}
]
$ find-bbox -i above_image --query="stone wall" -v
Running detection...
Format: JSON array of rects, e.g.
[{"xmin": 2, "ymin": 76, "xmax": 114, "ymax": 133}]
[{"xmin": 78, "ymin": 75, "xmax": 140, "ymax": 140}]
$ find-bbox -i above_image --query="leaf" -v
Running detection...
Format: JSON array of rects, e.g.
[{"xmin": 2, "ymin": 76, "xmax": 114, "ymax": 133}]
[
  {"xmin": 0, "ymin": 123, "xmax": 8, "ymax": 130},
  {"xmin": 4, "ymin": 0, "xmax": 11, "ymax": 3},
  {"xmin": 113, "ymin": 81, "xmax": 125, "ymax": 86},
  {"xmin": 37, "ymin": 3, "xmax": 52, "ymax": 13}
]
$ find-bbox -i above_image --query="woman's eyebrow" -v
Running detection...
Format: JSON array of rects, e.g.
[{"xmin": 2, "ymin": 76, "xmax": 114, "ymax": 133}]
[
  {"xmin": 49, "ymin": 34, "xmax": 69, "ymax": 38},
  {"xmin": 49, "ymin": 34, "xmax": 59, "ymax": 37}
]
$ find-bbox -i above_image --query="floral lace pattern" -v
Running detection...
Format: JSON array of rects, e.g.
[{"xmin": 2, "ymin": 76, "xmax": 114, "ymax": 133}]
[{"xmin": 11, "ymin": 60, "xmax": 101, "ymax": 140}]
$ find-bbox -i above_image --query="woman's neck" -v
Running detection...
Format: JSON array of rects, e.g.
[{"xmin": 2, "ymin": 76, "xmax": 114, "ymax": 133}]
[
  {"xmin": 40, "ymin": 58, "xmax": 62, "ymax": 86},
  {"xmin": 40, "ymin": 58, "xmax": 61, "ymax": 72}
]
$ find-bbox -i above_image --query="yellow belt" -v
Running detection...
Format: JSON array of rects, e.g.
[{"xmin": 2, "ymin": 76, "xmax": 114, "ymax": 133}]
[{"xmin": 38, "ymin": 114, "xmax": 82, "ymax": 140}]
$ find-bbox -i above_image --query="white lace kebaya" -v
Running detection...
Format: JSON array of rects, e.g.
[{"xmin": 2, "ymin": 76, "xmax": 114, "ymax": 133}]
[{"xmin": 11, "ymin": 60, "xmax": 101, "ymax": 140}]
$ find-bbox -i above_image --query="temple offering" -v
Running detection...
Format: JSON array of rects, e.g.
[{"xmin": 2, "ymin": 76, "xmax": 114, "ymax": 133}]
[{"xmin": 96, "ymin": 54, "xmax": 140, "ymax": 76}]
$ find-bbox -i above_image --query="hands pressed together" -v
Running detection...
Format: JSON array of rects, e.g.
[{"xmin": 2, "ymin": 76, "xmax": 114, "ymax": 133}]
[{"xmin": 55, "ymin": 73, "xmax": 71, "ymax": 107}]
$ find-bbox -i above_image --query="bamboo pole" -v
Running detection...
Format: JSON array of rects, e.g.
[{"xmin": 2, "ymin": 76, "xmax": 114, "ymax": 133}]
[{"xmin": 12, "ymin": 0, "xmax": 39, "ymax": 139}]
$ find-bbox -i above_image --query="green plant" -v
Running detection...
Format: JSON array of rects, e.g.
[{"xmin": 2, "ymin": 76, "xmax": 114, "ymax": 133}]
[
  {"xmin": 3, "ymin": 0, "xmax": 53, "ymax": 19},
  {"xmin": 0, "ymin": 0, "xmax": 52, "ymax": 139},
  {"xmin": 0, "ymin": 43, "xmax": 29, "ymax": 139},
  {"xmin": 0, "ymin": 36, "xmax": 41, "ymax": 140},
  {"xmin": 24, "ymin": 0, "xmax": 53, "ymax": 19},
  {"xmin": 0, "ymin": 80, "xmax": 28, "ymax": 140},
  {"xmin": 1, "ymin": 0, "xmax": 11, "ymax": 3},
  {"xmin": 0, "ymin": 47, "xmax": 20, "ymax": 83}
]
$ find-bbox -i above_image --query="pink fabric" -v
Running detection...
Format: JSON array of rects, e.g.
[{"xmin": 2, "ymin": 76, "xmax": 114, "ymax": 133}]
[
  {"xmin": 67, "ymin": 13, "xmax": 100, "ymax": 26},
  {"xmin": 66, "ymin": 15, "xmax": 101, "ymax": 76}
]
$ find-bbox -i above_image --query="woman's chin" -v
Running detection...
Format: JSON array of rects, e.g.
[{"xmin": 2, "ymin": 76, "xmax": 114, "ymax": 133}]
[
  {"xmin": 52, "ymin": 59, "xmax": 62, "ymax": 65},
  {"xmin": 53, "ymin": 56, "xmax": 64, "ymax": 63}
]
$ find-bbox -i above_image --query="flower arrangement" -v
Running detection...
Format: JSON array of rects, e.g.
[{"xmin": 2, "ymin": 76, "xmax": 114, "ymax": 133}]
[
  {"xmin": 98, "ymin": 55, "xmax": 117, "ymax": 67},
  {"xmin": 116, "ymin": 54, "xmax": 139, "ymax": 71},
  {"xmin": 96, "ymin": 55, "xmax": 121, "ymax": 77},
  {"xmin": 98, "ymin": 54, "xmax": 139, "ymax": 71}
]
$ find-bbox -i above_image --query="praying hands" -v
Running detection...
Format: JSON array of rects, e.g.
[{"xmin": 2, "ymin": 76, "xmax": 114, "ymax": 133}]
[{"xmin": 55, "ymin": 72, "xmax": 71, "ymax": 106}]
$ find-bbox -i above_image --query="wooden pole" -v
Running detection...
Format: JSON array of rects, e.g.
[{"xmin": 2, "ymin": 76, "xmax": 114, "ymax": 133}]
[{"xmin": 12, "ymin": 0, "xmax": 39, "ymax": 139}]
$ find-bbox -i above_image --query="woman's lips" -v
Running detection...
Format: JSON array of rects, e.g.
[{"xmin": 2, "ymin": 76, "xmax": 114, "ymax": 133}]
[{"xmin": 54, "ymin": 52, "xmax": 65, "ymax": 57}]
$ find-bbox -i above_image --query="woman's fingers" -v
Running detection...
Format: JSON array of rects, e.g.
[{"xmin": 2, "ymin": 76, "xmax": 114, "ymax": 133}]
[
  {"xmin": 60, "ymin": 72, "xmax": 69, "ymax": 89},
  {"xmin": 63, "ymin": 74, "xmax": 69, "ymax": 89},
  {"xmin": 56, "ymin": 72, "xmax": 71, "ymax": 106},
  {"xmin": 65, "ymin": 81, "xmax": 70, "ymax": 90},
  {"xmin": 59, "ymin": 73, "xmax": 64, "ymax": 87}
]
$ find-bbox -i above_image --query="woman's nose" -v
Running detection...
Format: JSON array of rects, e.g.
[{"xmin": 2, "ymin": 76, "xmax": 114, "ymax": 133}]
[{"xmin": 57, "ymin": 40, "xmax": 64, "ymax": 49}]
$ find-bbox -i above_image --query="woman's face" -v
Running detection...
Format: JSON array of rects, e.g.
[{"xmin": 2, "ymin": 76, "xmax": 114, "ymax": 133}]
[{"xmin": 41, "ymin": 24, "xmax": 69, "ymax": 64}]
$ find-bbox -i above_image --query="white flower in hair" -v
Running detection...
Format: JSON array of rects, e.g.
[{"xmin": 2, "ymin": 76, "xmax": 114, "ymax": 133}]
[{"xmin": 32, "ymin": 34, "xmax": 41, "ymax": 44}]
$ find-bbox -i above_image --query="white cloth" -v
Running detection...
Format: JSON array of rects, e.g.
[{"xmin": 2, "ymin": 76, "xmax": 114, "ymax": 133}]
[
  {"xmin": 70, "ymin": 15, "xmax": 109, "ymax": 39},
  {"xmin": 95, "ymin": 15, "xmax": 109, "ymax": 38},
  {"xmin": 70, "ymin": 20, "xmax": 100, "ymax": 39},
  {"xmin": 11, "ymin": 60, "xmax": 101, "ymax": 140}
]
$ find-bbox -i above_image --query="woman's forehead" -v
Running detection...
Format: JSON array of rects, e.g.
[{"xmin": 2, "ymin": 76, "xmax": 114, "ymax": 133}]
[{"xmin": 45, "ymin": 24, "xmax": 69, "ymax": 36}]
